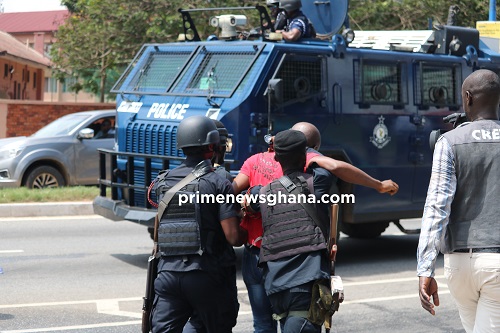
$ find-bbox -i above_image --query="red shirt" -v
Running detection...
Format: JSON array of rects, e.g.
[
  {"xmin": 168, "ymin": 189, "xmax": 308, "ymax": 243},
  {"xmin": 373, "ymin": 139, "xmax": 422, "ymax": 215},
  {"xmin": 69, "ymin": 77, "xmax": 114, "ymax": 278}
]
[{"xmin": 239, "ymin": 150, "xmax": 319, "ymax": 247}]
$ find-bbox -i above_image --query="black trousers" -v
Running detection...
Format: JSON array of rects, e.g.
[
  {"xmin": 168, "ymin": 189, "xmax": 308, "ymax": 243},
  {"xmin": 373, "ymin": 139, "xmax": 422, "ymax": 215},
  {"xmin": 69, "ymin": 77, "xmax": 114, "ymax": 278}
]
[{"xmin": 151, "ymin": 269, "xmax": 238, "ymax": 333}]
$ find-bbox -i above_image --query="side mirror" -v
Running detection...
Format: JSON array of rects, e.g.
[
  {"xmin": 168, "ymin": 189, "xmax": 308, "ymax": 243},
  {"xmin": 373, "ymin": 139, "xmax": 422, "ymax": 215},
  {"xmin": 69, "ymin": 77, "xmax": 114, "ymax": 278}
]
[
  {"xmin": 78, "ymin": 128, "xmax": 94, "ymax": 140},
  {"xmin": 267, "ymin": 79, "xmax": 283, "ymax": 105}
]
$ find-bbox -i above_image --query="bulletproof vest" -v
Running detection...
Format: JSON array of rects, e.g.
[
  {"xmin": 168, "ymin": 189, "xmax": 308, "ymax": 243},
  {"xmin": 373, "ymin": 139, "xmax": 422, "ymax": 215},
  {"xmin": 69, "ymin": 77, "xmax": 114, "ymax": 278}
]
[
  {"xmin": 288, "ymin": 13, "xmax": 316, "ymax": 38},
  {"xmin": 259, "ymin": 173, "xmax": 327, "ymax": 263},
  {"xmin": 442, "ymin": 120, "xmax": 500, "ymax": 252},
  {"xmin": 156, "ymin": 160, "xmax": 221, "ymax": 257},
  {"xmin": 158, "ymin": 179, "xmax": 203, "ymax": 256}
]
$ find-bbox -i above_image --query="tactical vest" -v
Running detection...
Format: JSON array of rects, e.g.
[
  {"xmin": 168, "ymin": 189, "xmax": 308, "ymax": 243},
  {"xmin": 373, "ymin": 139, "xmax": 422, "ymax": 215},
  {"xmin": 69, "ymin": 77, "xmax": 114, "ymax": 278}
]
[
  {"xmin": 156, "ymin": 160, "xmax": 219, "ymax": 257},
  {"xmin": 287, "ymin": 13, "xmax": 316, "ymax": 38},
  {"xmin": 158, "ymin": 180, "xmax": 203, "ymax": 256},
  {"xmin": 259, "ymin": 173, "xmax": 327, "ymax": 263},
  {"xmin": 442, "ymin": 120, "xmax": 500, "ymax": 252}
]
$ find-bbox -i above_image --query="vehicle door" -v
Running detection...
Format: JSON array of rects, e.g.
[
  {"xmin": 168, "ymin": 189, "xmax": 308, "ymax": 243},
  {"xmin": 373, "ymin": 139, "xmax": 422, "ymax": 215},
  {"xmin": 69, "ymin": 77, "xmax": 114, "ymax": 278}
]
[{"xmin": 74, "ymin": 116, "xmax": 115, "ymax": 185}]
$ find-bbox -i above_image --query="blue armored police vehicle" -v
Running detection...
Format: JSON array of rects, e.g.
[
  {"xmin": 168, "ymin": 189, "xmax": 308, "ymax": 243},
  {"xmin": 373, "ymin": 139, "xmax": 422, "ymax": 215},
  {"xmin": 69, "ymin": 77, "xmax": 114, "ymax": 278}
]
[{"xmin": 93, "ymin": 0, "xmax": 500, "ymax": 238}]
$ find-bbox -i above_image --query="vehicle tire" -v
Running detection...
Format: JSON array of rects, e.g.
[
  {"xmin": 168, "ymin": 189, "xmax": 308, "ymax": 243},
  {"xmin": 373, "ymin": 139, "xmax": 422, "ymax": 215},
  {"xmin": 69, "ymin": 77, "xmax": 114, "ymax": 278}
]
[
  {"xmin": 25, "ymin": 166, "xmax": 65, "ymax": 189},
  {"xmin": 339, "ymin": 221, "xmax": 390, "ymax": 239}
]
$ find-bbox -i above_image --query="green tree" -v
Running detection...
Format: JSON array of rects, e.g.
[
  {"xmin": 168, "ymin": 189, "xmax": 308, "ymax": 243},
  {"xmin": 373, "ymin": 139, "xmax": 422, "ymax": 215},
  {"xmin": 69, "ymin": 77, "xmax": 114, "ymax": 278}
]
[
  {"xmin": 349, "ymin": 0, "xmax": 497, "ymax": 31},
  {"xmin": 51, "ymin": 0, "xmax": 259, "ymax": 102}
]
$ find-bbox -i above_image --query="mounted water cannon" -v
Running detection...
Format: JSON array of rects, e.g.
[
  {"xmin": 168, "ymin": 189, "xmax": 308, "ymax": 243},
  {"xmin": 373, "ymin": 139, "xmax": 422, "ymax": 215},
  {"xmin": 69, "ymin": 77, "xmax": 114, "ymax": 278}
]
[{"xmin": 210, "ymin": 14, "xmax": 247, "ymax": 39}]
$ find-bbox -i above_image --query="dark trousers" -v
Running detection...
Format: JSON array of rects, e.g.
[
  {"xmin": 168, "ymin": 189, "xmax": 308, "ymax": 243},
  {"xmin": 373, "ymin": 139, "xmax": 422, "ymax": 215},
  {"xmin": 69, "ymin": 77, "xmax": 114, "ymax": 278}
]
[
  {"xmin": 242, "ymin": 246, "xmax": 277, "ymax": 333},
  {"xmin": 268, "ymin": 282, "xmax": 320, "ymax": 333},
  {"xmin": 151, "ymin": 269, "xmax": 238, "ymax": 333}
]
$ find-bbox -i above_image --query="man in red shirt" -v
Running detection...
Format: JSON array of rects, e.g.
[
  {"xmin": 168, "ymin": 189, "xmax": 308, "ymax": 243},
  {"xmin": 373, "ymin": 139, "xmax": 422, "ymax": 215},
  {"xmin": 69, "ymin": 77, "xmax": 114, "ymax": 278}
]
[{"xmin": 232, "ymin": 122, "xmax": 398, "ymax": 332}]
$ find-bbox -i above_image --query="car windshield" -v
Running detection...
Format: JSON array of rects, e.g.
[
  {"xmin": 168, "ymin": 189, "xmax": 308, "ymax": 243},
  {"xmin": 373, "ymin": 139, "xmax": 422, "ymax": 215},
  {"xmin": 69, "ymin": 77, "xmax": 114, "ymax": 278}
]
[{"xmin": 31, "ymin": 114, "xmax": 91, "ymax": 138}]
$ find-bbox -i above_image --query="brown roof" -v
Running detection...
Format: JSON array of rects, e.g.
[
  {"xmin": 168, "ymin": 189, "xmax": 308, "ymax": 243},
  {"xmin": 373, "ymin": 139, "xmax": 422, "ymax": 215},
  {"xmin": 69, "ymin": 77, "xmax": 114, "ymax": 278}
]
[
  {"xmin": 0, "ymin": 10, "xmax": 69, "ymax": 34},
  {"xmin": 0, "ymin": 30, "xmax": 51, "ymax": 67}
]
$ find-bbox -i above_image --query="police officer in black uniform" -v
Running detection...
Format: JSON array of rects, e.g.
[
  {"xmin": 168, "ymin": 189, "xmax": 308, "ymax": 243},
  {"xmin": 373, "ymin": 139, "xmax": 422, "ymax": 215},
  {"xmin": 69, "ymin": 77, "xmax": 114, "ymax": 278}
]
[
  {"xmin": 151, "ymin": 115, "xmax": 247, "ymax": 333},
  {"xmin": 212, "ymin": 119, "xmax": 233, "ymax": 182},
  {"xmin": 259, "ymin": 129, "xmax": 331, "ymax": 333}
]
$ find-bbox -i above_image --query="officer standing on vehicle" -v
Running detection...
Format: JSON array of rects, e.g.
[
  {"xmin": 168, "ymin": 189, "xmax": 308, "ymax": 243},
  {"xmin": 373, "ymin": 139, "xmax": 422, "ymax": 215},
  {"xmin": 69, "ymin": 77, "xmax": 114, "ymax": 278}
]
[
  {"xmin": 151, "ymin": 115, "xmax": 247, "ymax": 333},
  {"xmin": 266, "ymin": 0, "xmax": 287, "ymax": 31},
  {"xmin": 278, "ymin": 0, "xmax": 315, "ymax": 41},
  {"xmin": 417, "ymin": 69, "xmax": 500, "ymax": 332},
  {"xmin": 259, "ymin": 129, "xmax": 331, "ymax": 333}
]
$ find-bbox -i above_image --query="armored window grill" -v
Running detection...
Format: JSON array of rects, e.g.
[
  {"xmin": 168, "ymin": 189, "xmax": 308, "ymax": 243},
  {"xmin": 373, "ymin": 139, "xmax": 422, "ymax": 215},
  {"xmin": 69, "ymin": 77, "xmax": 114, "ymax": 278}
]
[
  {"xmin": 111, "ymin": 45, "xmax": 196, "ymax": 94},
  {"xmin": 274, "ymin": 57, "xmax": 322, "ymax": 103},
  {"xmin": 171, "ymin": 45, "xmax": 263, "ymax": 98},
  {"xmin": 354, "ymin": 60, "xmax": 406, "ymax": 106},
  {"xmin": 415, "ymin": 63, "xmax": 461, "ymax": 108}
]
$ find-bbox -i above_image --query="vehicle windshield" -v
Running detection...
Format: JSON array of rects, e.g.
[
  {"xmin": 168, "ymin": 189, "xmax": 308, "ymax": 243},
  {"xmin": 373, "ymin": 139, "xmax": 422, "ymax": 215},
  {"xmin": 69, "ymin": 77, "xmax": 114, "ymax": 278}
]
[{"xmin": 31, "ymin": 114, "xmax": 91, "ymax": 138}]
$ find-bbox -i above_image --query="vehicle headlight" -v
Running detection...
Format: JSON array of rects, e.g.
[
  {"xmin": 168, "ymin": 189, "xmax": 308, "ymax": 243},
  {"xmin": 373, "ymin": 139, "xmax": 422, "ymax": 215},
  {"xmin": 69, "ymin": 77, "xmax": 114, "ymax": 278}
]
[
  {"xmin": 226, "ymin": 136, "xmax": 233, "ymax": 153},
  {"xmin": 0, "ymin": 147, "xmax": 24, "ymax": 160}
]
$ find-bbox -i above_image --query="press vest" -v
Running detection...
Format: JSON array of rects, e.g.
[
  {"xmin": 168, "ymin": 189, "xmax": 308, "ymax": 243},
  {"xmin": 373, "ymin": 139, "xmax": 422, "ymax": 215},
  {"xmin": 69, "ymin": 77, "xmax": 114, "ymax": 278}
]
[
  {"xmin": 442, "ymin": 120, "xmax": 500, "ymax": 252},
  {"xmin": 259, "ymin": 173, "xmax": 327, "ymax": 263}
]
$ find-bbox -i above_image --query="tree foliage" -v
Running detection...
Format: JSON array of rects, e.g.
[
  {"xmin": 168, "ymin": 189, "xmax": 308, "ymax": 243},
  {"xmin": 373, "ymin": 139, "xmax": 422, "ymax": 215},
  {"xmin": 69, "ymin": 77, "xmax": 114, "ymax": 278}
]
[
  {"xmin": 349, "ymin": 0, "xmax": 496, "ymax": 31},
  {"xmin": 51, "ymin": 0, "xmax": 258, "ymax": 102}
]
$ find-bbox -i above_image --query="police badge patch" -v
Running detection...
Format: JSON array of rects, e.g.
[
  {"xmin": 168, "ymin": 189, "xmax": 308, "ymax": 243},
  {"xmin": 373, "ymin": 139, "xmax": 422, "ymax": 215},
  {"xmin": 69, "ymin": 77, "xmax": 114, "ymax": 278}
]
[{"xmin": 370, "ymin": 115, "xmax": 391, "ymax": 149}]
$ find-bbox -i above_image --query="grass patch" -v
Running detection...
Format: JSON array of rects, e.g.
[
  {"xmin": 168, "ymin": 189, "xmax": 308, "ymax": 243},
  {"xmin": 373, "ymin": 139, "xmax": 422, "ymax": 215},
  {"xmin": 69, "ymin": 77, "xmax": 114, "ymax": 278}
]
[{"xmin": 0, "ymin": 186, "xmax": 101, "ymax": 203}]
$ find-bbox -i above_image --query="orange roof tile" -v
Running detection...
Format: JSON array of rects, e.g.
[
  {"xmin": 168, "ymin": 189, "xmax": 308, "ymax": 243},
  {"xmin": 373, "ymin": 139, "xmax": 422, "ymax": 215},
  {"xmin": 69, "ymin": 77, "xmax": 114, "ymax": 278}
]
[
  {"xmin": 0, "ymin": 10, "xmax": 69, "ymax": 33},
  {"xmin": 0, "ymin": 30, "xmax": 51, "ymax": 67}
]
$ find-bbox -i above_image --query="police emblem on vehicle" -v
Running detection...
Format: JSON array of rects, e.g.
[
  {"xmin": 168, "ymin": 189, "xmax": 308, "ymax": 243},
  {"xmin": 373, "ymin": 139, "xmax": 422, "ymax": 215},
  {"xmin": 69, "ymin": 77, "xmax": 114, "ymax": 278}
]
[{"xmin": 370, "ymin": 115, "xmax": 391, "ymax": 149}]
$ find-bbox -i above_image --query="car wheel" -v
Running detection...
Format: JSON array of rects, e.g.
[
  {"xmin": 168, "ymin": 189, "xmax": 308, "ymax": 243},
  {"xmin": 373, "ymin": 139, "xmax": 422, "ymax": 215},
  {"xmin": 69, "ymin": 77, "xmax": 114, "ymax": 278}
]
[
  {"xmin": 339, "ymin": 221, "xmax": 390, "ymax": 239},
  {"xmin": 25, "ymin": 166, "xmax": 66, "ymax": 189}
]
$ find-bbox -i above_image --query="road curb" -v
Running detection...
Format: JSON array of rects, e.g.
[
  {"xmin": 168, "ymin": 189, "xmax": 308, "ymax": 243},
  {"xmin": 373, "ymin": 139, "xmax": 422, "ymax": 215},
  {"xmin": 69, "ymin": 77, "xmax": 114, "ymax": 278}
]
[{"xmin": 0, "ymin": 202, "xmax": 94, "ymax": 218}]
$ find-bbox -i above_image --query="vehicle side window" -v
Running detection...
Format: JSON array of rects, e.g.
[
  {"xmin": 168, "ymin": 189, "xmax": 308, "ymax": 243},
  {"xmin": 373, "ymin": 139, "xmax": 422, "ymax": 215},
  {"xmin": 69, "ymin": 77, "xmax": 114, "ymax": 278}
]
[
  {"xmin": 415, "ymin": 62, "xmax": 461, "ymax": 110},
  {"xmin": 274, "ymin": 55, "xmax": 323, "ymax": 104},
  {"xmin": 92, "ymin": 117, "xmax": 115, "ymax": 139},
  {"xmin": 354, "ymin": 60, "xmax": 407, "ymax": 107}
]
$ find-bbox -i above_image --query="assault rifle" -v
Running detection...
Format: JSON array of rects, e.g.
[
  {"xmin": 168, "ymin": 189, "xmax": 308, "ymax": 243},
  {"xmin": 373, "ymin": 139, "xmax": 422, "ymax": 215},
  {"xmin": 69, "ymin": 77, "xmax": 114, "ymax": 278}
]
[
  {"xmin": 326, "ymin": 204, "xmax": 344, "ymax": 333},
  {"xmin": 142, "ymin": 215, "xmax": 159, "ymax": 333}
]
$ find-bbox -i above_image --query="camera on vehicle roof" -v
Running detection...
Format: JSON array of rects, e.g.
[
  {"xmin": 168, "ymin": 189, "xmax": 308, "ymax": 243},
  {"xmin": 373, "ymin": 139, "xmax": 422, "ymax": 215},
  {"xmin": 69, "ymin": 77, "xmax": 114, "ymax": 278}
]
[{"xmin": 429, "ymin": 112, "xmax": 468, "ymax": 151}]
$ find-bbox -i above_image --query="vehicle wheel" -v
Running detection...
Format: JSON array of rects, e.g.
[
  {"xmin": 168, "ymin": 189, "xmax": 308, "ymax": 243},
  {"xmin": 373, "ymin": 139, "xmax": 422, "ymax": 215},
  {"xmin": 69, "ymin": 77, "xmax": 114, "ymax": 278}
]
[
  {"xmin": 339, "ymin": 221, "xmax": 390, "ymax": 239},
  {"xmin": 25, "ymin": 166, "xmax": 65, "ymax": 189}
]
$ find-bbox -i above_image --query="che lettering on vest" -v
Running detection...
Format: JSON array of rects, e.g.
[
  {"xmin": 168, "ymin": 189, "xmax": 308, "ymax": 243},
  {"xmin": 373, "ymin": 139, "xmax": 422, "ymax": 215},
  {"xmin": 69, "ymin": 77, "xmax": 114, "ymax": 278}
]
[{"xmin": 471, "ymin": 128, "xmax": 500, "ymax": 140}]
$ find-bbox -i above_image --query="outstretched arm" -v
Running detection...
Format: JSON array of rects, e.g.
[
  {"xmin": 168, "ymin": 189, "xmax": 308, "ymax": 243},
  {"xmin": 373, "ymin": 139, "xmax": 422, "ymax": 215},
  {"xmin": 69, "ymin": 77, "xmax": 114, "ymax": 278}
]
[{"xmin": 308, "ymin": 155, "xmax": 399, "ymax": 195}]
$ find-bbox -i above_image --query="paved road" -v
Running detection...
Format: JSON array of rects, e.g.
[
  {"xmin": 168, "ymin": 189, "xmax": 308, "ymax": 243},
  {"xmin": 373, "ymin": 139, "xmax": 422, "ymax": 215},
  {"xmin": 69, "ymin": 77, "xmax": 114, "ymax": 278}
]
[{"xmin": 0, "ymin": 216, "xmax": 464, "ymax": 333}]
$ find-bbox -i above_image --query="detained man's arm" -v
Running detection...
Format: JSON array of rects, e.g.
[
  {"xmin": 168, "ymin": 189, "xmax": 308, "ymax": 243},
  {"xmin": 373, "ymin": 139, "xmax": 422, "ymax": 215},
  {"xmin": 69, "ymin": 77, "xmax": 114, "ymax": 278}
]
[
  {"xmin": 416, "ymin": 136, "xmax": 456, "ymax": 315},
  {"xmin": 308, "ymin": 155, "xmax": 399, "ymax": 195}
]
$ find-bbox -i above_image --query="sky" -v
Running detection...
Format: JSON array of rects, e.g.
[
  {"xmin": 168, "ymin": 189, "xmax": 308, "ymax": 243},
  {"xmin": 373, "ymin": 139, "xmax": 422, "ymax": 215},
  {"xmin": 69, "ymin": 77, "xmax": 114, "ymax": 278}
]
[{"xmin": 2, "ymin": 0, "xmax": 66, "ymax": 13}]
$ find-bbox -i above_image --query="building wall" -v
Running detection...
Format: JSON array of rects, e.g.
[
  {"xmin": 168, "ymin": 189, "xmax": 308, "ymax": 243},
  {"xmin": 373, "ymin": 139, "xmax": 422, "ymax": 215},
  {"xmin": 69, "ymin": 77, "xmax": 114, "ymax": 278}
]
[
  {"xmin": 0, "ymin": 58, "xmax": 44, "ymax": 100},
  {"xmin": 0, "ymin": 100, "xmax": 115, "ymax": 138}
]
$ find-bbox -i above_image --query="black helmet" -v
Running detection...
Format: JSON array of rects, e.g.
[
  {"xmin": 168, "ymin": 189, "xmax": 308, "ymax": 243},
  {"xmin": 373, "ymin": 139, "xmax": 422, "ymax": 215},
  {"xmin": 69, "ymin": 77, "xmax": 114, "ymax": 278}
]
[
  {"xmin": 177, "ymin": 116, "xmax": 220, "ymax": 149},
  {"xmin": 212, "ymin": 119, "xmax": 228, "ymax": 145},
  {"xmin": 279, "ymin": 0, "xmax": 301, "ymax": 12}
]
